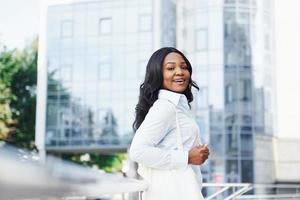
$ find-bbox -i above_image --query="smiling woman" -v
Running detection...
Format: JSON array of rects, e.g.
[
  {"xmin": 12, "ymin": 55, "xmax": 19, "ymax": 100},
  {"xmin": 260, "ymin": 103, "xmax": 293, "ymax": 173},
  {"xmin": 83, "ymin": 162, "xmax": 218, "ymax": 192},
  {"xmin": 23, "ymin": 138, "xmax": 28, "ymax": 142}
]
[
  {"xmin": 132, "ymin": 47, "xmax": 199, "ymax": 132},
  {"xmin": 130, "ymin": 47, "xmax": 209, "ymax": 200}
]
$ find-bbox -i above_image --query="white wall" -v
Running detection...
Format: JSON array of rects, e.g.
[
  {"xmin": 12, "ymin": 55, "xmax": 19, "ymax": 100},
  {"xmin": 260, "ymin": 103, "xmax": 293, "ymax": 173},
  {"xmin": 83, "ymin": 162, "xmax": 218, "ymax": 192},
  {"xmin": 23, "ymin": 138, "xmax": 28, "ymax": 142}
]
[
  {"xmin": 274, "ymin": 138, "xmax": 300, "ymax": 182},
  {"xmin": 255, "ymin": 135, "xmax": 300, "ymax": 183},
  {"xmin": 255, "ymin": 135, "xmax": 276, "ymax": 184}
]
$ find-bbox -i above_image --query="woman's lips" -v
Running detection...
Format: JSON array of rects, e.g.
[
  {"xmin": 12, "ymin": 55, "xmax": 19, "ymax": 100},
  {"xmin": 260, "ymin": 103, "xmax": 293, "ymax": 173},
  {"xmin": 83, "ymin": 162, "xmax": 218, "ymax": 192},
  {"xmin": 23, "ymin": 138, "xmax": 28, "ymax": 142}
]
[{"xmin": 173, "ymin": 79, "xmax": 185, "ymax": 85}]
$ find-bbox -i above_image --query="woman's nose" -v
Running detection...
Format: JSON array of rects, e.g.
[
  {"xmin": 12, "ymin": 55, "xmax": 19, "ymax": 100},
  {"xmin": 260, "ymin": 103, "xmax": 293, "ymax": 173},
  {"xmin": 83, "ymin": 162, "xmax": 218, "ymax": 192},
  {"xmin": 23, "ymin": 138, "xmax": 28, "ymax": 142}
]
[{"xmin": 175, "ymin": 67, "xmax": 183, "ymax": 75}]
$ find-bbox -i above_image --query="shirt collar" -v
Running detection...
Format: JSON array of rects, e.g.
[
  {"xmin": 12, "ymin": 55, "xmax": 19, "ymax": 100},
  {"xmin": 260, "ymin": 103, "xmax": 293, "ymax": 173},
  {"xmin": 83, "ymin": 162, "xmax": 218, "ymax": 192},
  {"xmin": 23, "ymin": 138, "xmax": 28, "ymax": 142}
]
[{"xmin": 158, "ymin": 89, "xmax": 187, "ymax": 106}]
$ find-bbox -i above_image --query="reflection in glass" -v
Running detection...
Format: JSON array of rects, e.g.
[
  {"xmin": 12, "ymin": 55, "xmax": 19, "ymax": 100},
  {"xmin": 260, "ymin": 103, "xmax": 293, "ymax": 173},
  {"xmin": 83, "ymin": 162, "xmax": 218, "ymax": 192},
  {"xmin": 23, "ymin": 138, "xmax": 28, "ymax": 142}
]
[
  {"xmin": 241, "ymin": 79, "xmax": 251, "ymax": 101},
  {"xmin": 241, "ymin": 160, "xmax": 253, "ymax": 182},
  {"xmin": 225, "ymin": 84, "xmax": 233, "ymax": 103},
  {"xmin": 45, "ymin": 0, "xmax": 155, "ymax": 148},
  {"xmin": 177, "ymin": 0, "xmax": 274, "ymax": 185},
  {"xmin": 226, "ymin": 133, "xmax": 238, "ymax": 157},
  {"xmin": 210, "ymin": 134, "xmax": 223, "ymax": 158},
  {"xmin": 46, "ymin": 103, "xmax": 58, "ymax": 126},
  {"xmin": 226, "ymin": 159, "xmax": 239, "ymax": 182},
  {"xmin": 241, "ymin": 134, "xmax": 253, "ymax": 157}
]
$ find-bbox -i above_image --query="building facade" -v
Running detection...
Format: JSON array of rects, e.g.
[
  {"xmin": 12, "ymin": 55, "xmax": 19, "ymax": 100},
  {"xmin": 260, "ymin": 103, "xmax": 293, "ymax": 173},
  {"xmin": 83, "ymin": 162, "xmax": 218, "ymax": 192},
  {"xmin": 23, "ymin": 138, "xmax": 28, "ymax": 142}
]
[
  {"xmin": 177, "ymin": 0, "xmax": 276, "ymax": 183},
  {"xmin": 36, "ymin": 0, "xmax": 176, "ymax": 153},
  {"xmin": 36, "ymin": 0, "xmax": 276, "ymax": 184}
]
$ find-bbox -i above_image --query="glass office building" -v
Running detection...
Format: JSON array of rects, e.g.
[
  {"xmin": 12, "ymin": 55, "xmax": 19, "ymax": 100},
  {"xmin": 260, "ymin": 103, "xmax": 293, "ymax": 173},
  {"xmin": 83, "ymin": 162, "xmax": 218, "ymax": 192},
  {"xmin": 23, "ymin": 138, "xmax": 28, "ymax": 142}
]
[
  {"xmin": 36, "ymin": 0, "xmax": 176, "ymax": 152},
  {"xmin": 37, "ymin": 0, "xmax": 275, "ymax": 183},
  {"xmin": 177, "ymin": 0, "xmax": 276, "ymax": 183}
]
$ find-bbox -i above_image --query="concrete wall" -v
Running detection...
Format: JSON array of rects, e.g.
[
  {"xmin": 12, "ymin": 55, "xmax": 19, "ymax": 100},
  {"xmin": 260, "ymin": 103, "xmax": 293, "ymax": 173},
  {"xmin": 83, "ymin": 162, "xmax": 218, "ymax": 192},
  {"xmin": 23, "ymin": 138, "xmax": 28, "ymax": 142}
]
[
  {"xmin": 254, "ymin": 135, "xmax": 276, "ymax": 184},
  {"xmin": 255, "ymin": 135, "xmax": 300, "ymax": 184},
  {"xmin": 274, "ymin": 138, "xmax": 300, "ymax": 183}
]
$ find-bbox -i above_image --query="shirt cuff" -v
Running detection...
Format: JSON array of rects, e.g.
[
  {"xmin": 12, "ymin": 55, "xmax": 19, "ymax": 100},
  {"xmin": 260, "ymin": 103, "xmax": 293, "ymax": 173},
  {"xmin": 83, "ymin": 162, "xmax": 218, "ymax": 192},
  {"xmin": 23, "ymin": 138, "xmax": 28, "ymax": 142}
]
[{"xmin": 170, "ymin": 150, "xmax": 188, "ymax": 169}]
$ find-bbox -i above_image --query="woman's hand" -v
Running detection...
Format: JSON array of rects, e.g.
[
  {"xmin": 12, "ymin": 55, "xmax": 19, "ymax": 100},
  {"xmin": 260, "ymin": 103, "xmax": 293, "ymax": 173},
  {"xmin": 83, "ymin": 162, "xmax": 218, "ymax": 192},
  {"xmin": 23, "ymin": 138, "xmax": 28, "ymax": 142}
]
[{"xmin": 188, "ymin": 144, "xmax": 210, "ymax": 165}]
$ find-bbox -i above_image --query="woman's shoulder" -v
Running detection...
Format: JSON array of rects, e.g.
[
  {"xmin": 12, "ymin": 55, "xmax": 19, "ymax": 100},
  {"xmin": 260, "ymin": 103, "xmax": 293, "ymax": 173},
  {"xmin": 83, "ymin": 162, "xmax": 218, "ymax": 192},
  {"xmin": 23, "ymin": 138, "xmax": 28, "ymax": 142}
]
[
  {"xmin": 143, "ymin": 99, "xmax": 175, "ymax": 122},
  {"xmin": 150, "ymin": 99, "xmax": 176, "ymax": 114},
  {"xmin": 153, "ymin": 98, "xmax": 175, "ymax": 108}
]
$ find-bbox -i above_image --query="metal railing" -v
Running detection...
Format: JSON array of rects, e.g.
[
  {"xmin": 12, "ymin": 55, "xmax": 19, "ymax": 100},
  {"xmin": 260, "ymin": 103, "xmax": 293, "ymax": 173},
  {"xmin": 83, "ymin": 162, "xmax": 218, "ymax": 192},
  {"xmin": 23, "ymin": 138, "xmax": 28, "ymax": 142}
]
[
  {"xmin": 235, "ymin": 184, "xmax": 300, "ymax": 199},
  {"xmin": 202, "ymin": 183, "xmax": 252, "ymax": 200},
  {"xmin": 202, "ymin": 183, "xmax": 300, "ymax": 200},
  {"xmin": 1, "ymin": 143, "xmax": 300, "ymax": 200}
]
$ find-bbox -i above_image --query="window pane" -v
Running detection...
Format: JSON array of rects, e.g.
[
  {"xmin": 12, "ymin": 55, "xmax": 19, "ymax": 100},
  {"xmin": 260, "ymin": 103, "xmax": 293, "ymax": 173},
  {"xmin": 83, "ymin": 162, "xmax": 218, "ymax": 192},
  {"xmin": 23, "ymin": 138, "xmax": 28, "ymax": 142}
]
[
  {"xmin": 226, "ymin": 133, "xmax": 238, "ymax": 157},
  {"xmin": 99, "ymin": 63, "xmax": 111, "ymax": 80},
  {"xmin": 241, "ymin": 160, "xmax": 253, "ymax": 182},
  {"xmin": 99, "ymin": 18, "xmax": 112, "ymax": 35},
  {"xmin": 46, "ymin": 103, "xmax": 58, "ymax": 126},
  {"xmin": 210, "ymin": 134, "xmax": 223, "ymax": 158},
  {"xmin": 226, "ymin": 159, "xmax": 239, "ymax": 182},
  {"xmin": 61, "ymin": 20, "xmax": 73, "ymax": 38},
  {"xmin": 225, "ymin": 84, "xmax": 233, "ymax": 103},
  {"xmin": 225, "ymin": 0, "xmax": 235, "ymax": 3},
  {"xmin": 139, "ymin": 60, "xmax": 147, "ymax": 78},
  {"xmin": 198, "ymin": 87, "xmax": 208, "ymax": 108},
  {"xmin": 242, "ymin": 79, "xmax": 251, "ymax": 101},
  {"xmin": 196, "ymin": 29, "xmax": 207, "ymax": 51},
  {"xmin": 239, "ymin": 0, "xmax": 249, "ymax": 4},
  {"xmin": 241, "ymin": 134, "xmax": 253, "ymax": 157},
  {"xmin": 139, "ymin": 15, "xmax": 152, "ymax": 32},
  {"xmin": 60, "ymin": 64, "xmax": 72, "ymax": 82},
  {"xmin": 265, "ymin": 33, "xmax": 270, "ymax": 50}
]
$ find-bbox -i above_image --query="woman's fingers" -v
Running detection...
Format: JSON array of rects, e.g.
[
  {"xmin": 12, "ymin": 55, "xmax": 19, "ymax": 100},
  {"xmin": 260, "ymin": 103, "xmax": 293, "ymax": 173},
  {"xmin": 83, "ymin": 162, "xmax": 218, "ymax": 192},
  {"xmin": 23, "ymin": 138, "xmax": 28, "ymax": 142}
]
[
  {"xmin": 188, "ymin": 146, "xmax": 210, "ymax": 165},
  {"xmin": 198, "ymin": 147, "xmax": 209, "ymax": 154}
]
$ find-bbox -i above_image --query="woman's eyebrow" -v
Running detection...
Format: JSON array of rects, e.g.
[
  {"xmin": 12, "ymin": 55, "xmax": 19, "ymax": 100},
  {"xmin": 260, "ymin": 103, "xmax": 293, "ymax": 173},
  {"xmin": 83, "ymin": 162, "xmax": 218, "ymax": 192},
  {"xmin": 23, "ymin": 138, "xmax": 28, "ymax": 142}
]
[
  {"xmin": 165, "ymin": 61, "xmax": 186, "ymax": 65},
  {"xmin": 165, "ymin": 61, "xmax": 176, "ymax": 65}
]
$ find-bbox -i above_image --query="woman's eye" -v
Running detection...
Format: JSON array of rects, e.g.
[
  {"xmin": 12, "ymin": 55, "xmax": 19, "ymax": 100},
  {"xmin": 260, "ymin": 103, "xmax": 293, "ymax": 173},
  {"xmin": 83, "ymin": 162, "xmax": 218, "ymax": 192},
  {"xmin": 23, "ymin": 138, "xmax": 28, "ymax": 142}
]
[
  {"xmin": 181, "ymin": 66, "xmax": 188, "ymax": 70},
  {"xmin": 167, "ymin": 67, "xmax": 174, "ymax": 71}
]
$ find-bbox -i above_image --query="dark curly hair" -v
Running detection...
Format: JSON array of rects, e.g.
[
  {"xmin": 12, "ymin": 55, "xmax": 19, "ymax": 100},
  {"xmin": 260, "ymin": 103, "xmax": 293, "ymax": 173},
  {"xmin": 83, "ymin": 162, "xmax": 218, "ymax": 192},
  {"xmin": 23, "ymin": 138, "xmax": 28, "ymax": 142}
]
[{"xmin": 132, "ymin": 47, "xmax": 199, "ymax": 132}]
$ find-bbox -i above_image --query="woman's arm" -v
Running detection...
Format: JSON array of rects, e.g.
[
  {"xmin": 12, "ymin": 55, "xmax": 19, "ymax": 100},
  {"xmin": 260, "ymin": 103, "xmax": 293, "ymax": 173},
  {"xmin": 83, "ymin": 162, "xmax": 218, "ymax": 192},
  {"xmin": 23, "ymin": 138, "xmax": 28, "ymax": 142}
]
[{"xmin": 129, "ymin": 100, "xmax": 188, "ymax": 170}]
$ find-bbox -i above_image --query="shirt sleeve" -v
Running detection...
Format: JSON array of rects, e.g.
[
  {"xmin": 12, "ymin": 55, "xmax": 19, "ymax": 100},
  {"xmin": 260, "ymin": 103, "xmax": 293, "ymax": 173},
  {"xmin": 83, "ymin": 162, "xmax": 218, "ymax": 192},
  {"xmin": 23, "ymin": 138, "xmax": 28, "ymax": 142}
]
[{"xmin": 129, "ymin": 100, "xmax": 188, "ymax": 170}]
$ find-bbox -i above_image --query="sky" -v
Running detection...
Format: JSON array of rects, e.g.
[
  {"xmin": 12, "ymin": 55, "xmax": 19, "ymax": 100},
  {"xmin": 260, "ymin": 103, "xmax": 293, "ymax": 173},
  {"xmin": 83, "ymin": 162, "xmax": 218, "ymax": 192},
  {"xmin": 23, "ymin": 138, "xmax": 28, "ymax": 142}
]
[
  {"xmin": 275, "ymin": 0, "xmax": 300, "ymax": 138},
  {"xmin": 0, "ymin": 0, "xmax": 299, "ymax": 138},
  {"xmin": 0, "ymin": 0, "xmax": 39, "ymax": 49}
]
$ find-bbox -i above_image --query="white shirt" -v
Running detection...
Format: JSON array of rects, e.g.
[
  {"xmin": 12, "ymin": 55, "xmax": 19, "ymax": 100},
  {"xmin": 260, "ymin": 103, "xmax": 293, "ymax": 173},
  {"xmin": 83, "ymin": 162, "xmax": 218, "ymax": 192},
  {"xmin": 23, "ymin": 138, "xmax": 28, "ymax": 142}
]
[{"xmin": 129, "ymin": 89, "xmax": 203, "ymax": 184}]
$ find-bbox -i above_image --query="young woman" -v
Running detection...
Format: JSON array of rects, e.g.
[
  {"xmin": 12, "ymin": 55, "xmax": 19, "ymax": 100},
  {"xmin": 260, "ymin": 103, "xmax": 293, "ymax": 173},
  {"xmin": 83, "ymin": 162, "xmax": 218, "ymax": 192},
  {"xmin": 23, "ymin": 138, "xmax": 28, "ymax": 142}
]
[{"xmin": 130, "ymin": 47, "xmax": 209, "ymax": 199}]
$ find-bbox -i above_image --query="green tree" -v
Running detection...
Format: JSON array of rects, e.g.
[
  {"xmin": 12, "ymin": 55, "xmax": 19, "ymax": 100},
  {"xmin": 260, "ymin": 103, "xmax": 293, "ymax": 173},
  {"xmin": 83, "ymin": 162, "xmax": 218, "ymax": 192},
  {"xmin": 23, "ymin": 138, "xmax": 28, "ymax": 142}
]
[
  {"xmin": 9, "ymin": 40, "xmax": 38, "ymax": 149},
  {"xmin": 0, "ymin": 41, "xmax": 37, "ymax": 149},
  {"xmin": 0, "ymin": 48, "xmax": 18, "ymax": 140}
]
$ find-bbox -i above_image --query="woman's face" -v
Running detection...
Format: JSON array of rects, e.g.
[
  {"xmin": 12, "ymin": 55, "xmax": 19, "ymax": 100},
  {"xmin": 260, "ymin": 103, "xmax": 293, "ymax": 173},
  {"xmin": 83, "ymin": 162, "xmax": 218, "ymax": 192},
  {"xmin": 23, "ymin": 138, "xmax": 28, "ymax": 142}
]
[{"xmin": 162, "ymin": 52, "xmax": 191, "ymax": 93}]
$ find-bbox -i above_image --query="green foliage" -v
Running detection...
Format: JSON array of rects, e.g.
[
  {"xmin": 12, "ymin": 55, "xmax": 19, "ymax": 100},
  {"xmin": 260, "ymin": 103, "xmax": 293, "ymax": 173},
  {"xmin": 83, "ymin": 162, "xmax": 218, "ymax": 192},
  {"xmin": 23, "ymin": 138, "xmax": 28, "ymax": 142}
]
[
  {"xmin": 63, "ymin": 153, "xmax": 128, "ymax": 173},
  {"xmin": 0, "ymin": 49, "xmax": 20, "ymax": 94},
  {"xmin": 0, "ymin": 40, "xmax": 37, "ymax": 149},
  {"xmin": 9, "ymin": 41, "xmax": 38, "ymax": 149},
  {"xmin": 0, "ymin": 48, "xmax": 19, "ymax": 140}
]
